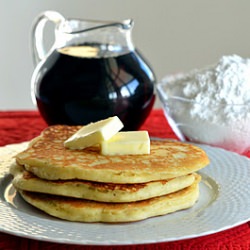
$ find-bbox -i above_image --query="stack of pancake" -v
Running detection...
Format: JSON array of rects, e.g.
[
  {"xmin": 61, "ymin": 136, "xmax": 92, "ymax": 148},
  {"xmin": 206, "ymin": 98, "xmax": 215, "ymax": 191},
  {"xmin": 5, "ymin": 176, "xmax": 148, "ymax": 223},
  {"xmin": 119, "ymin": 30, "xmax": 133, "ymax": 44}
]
[{"xmin": 10, "ymin": 125, "xmax": 209, "ymax": 223}]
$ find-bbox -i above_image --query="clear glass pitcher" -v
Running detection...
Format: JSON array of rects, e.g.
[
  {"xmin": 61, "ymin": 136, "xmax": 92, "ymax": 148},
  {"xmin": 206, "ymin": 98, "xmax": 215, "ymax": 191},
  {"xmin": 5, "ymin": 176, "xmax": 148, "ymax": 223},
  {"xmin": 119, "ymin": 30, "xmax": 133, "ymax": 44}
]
[{"xmin": 31, "ymin": 11, "xmax": 156, "ymax": 130}]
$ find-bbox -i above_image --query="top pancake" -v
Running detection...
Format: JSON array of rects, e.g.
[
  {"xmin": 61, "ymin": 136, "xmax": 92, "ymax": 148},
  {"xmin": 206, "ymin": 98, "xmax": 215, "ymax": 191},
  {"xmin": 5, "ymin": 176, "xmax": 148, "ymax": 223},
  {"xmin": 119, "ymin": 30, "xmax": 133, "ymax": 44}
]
[{"xmin": 16, "ymin": 125, "xmax": 209, "ymax": 183}]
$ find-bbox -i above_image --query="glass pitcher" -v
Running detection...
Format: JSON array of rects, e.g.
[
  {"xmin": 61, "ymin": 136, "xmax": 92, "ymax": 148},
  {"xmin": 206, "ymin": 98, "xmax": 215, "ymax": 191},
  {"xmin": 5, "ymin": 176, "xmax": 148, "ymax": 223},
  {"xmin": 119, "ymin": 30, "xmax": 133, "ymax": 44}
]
[{"xmin": 31, "ymin": 11, "xmax": 156, "ymax": 130}]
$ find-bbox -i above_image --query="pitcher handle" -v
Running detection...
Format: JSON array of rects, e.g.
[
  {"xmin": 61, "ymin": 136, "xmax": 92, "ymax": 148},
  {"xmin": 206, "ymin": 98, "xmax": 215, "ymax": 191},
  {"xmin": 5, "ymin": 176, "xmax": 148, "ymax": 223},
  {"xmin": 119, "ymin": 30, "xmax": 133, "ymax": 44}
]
[{"xmin": 31, "ymin": 11, "xmax": 65, "ymax": 65}]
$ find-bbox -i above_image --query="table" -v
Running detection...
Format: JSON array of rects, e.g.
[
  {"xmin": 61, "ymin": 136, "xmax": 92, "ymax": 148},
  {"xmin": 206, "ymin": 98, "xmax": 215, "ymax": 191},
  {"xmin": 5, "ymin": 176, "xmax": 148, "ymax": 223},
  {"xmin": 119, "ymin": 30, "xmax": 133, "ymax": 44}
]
[{"xmin": 0, "ymin": 109, "xmax": 249, "ymax": 250}]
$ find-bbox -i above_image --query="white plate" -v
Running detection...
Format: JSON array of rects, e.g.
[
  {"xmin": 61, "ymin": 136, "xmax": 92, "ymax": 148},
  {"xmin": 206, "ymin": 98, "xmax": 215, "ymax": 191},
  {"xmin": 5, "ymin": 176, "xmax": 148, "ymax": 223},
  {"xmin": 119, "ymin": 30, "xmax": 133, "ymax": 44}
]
[{"xmin": 0, "ymin": 142, "xmax": 249, "ymax": 246}]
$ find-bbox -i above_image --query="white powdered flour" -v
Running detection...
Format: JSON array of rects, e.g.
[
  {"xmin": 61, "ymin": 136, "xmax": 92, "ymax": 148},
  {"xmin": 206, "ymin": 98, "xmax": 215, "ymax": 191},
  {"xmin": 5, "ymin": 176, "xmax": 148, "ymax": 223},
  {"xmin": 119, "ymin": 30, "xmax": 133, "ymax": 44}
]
[{"xmin": 161, "ymin": 55, "xmax": 250, "ymax": 153}]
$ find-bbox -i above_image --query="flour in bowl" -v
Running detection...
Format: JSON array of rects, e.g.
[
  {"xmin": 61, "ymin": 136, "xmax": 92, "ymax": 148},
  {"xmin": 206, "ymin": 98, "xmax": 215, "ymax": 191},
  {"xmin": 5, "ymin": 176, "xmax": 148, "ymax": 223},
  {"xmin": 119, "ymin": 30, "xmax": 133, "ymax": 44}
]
[{"xmin": 159, "ymin": 55, "xmax": 250, "ymax": 153}]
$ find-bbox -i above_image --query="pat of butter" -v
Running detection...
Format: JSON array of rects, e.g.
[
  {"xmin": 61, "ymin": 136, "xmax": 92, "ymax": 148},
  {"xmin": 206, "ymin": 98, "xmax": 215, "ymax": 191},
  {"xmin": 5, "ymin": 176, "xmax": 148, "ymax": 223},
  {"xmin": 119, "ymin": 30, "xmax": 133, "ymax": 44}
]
[
  {"xmin": 101, "ymin": 131, "xmax": 150, "ymax": 155},
  {"xmin": 64, "ymin": 116, "xmax": 124, "ymax": 149}
]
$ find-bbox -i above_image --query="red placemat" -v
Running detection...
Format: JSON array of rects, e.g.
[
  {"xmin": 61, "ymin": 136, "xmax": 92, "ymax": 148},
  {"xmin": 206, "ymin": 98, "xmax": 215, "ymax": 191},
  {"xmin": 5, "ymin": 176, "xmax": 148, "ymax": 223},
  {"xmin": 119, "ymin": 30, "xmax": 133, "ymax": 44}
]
[{"xmin": 0, "ymin": 109, "xmax": 249, "ymax": 250}]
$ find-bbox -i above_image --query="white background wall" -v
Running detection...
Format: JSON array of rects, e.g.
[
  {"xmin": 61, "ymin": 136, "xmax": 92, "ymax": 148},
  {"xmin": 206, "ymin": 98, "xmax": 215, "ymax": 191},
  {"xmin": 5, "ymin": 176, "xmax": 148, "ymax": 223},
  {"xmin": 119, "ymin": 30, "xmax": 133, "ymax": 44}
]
[{"xmin": 1, "ymin": 0, "xmax": 250, "ymax": 110}]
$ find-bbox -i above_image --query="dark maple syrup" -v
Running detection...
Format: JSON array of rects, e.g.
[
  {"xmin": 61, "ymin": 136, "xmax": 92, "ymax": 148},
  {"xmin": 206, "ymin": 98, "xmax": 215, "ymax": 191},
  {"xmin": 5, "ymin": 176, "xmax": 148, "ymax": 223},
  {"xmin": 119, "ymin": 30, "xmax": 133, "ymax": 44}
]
[{"xmin": 34, "ymin": 44, "xmax": 155, "ymax": 130}]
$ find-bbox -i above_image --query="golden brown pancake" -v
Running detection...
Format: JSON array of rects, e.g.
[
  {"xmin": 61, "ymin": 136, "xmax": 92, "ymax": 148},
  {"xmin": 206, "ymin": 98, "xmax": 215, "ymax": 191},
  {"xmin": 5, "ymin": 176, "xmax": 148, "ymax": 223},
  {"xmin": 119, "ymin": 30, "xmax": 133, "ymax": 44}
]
[
  {"xmin": 16, "ymin": 125, "xmax": 209, "ymax": 183},
  {"xmin": 19, "ymin": 174, "xmax": 201, "ymax": 223},
  {"xmin": 10, "ymin": 163, "xmax": 197, "ymax": 202}
]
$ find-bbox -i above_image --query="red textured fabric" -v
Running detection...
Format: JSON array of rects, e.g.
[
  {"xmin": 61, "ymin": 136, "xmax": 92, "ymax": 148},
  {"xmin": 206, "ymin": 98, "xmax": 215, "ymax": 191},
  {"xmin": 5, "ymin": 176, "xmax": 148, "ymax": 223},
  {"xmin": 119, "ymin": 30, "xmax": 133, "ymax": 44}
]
[{"xmin": 0, "ymin": 110, "xmax": 249, "ymax": 250}]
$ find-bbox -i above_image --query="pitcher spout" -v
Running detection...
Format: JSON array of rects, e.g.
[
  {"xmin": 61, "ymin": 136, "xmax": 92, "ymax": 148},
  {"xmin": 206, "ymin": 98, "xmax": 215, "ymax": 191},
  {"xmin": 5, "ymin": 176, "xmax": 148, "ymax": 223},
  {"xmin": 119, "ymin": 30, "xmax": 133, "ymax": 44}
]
[{"xmin": 118, "ymin": 19, "xmax": 134, "ymax": 30}]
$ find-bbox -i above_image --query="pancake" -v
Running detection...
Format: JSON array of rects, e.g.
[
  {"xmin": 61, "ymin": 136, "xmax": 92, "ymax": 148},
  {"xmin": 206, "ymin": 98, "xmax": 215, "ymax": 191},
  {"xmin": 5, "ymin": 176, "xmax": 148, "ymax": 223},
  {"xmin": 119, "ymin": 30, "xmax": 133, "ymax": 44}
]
[
  {"xmin": 16, "ymin": 125, "xmax": 209, "ymax": 183},
  {"xmin": 10, "ymin": 163, "xmax": 197, "ymax": 202},
  {"xmin": 18, "ymin": 174, "xmax": 201, "ymax": 223}
]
